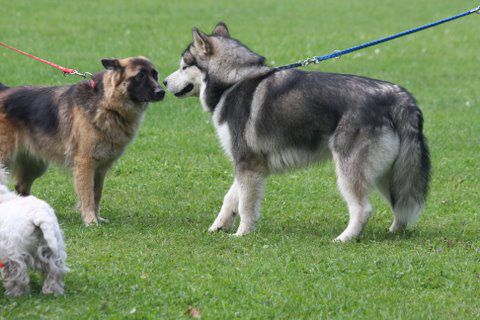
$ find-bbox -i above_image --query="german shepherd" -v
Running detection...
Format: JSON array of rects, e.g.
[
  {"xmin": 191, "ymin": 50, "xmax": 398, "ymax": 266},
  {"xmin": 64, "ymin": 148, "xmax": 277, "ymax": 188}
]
[{"xmin": 0, "ymin": 57, "xmax": 164, "ymax": 225}]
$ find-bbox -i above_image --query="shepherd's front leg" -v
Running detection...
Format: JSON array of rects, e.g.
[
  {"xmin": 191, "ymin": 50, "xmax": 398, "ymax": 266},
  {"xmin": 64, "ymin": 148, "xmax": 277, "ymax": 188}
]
[
  {"xmin": 73, "ymin": 157, "xmax": 97, "ymax": 226},
  {"xmin": 209, "ymin": 179, "xmax": 239, "ymax": 233},
  {"xmin": 94, "ymin": 166, "xmax": 111, "ymax": 223},
  {"xmin": 234, "ymin": 168, "xmax": 266, "ymax": 237}
]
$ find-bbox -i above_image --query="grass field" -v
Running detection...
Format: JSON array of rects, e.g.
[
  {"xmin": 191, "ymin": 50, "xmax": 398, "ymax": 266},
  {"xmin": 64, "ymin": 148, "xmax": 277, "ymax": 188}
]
[{"xmin": 0, "ymin": 0, "xmax": 479, "ymax": 318}]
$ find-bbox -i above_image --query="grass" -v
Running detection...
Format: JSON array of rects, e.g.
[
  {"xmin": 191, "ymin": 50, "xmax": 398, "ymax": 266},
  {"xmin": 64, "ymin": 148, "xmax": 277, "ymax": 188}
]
[{"xmin": 0, "ymin": 0, "xmax": 479, "ymax": 318}]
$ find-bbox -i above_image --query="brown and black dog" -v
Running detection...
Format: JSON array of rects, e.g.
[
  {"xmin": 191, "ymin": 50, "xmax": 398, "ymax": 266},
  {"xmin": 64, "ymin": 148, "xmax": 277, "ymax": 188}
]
[{"xmin": 0, "ymin": 56, "xmax": 164, "ymax": 225}]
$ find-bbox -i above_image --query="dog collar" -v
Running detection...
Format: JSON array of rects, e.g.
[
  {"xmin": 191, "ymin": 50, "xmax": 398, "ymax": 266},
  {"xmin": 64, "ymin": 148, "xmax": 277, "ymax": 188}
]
[
  {"xmin": 89, "ymin": 79, "xmax": 96, "ymax": 89},
  {"xmin": 0, "ymin": 260, "xmax": 5, "ymax": 268}
]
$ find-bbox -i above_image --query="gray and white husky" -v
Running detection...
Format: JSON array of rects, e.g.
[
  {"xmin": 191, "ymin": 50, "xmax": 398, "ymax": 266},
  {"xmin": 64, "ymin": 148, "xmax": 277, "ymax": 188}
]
[{"xmin": 164, "ymin": 23, "xmax": 430, "ymax": 241}]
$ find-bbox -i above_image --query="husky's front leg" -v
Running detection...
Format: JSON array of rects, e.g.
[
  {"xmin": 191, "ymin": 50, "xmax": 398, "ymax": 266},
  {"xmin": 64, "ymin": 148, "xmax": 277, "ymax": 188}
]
[
  {"xmin": 209, "ymin": 179, "xmax": 239, "ymax": 232},
  {"xmin": 234, "ymin": 168, "xmax": 266, "ymax": 237}
]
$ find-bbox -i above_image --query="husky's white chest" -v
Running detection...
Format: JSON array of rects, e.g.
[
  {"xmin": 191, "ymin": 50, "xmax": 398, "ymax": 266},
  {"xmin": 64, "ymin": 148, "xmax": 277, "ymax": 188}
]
[{"xmin": 212, "ymin": 109, "xmax": 233, "ymax": 161}]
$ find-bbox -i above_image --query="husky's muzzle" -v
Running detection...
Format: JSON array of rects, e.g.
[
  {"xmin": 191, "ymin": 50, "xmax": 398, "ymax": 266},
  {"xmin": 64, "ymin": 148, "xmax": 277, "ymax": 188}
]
[{"xmin": 173, "ymin": 83, "xmax": 194, "ymax": 97}]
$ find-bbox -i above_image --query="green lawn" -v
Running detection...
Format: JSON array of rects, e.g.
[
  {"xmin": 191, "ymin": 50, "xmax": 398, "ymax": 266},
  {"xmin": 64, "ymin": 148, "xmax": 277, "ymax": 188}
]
[{"xmin": 0, "ymin": 0, "xmax": 479, "ymax": 318}]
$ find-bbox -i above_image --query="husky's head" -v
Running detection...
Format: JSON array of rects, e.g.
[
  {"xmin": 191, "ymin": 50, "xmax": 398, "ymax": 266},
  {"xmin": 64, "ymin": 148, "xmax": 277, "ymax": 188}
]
[{"xmin": 164, "ymin": 22, "xmax": 266, "ymax": 105}]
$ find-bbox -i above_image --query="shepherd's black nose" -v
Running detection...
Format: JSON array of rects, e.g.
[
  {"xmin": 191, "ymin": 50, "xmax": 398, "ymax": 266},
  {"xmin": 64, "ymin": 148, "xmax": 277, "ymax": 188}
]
[
  {"xmin": 154, "ymin": 88, "xmax": 165, "ymax": 100},
  {"xmin": 163, "ymin": 80, "xmax": 168, "ymax": 86}
]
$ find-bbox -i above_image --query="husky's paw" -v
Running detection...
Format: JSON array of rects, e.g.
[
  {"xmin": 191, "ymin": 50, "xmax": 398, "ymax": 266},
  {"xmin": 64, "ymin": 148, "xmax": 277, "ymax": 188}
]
[
  {"xmin": 333, "ymin": 233, "xmax": 356, "ymax": 243},
  {"xmin": 233, "ymin": 230, "xmax": 252, "ymax": 237},
  {"xmin": 208, "ymin": 223, "xmax": 232, "ymax": 233},
  {"xmin": 208, "ymin": 224, "xmax": 223, "ymax": 233},
  {"xmin": 234, "ymin": 223, "xmax": 255, "ymax": 237},
  {"xmin": 388, "ymin": 220, "xmax": 407, "ymax": 233},
  {"xmin": 208, "ymin": 214, "xmax": 236, "ymax": 233}
]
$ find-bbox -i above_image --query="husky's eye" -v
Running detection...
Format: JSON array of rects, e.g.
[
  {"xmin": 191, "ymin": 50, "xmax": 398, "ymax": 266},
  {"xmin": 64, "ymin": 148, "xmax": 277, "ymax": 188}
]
[{"xmin": 182, "ymin": 66, "xmax": 188, "ymax": 70}]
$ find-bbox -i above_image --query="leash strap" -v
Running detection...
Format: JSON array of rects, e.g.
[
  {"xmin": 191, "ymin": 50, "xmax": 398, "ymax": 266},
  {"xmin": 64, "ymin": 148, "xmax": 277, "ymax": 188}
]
[
  {"xmin": 276, "ymin": 6, "xmax": 480, "ymax": 71},
  {"xmin": 0, "ymin": 41, "xmax": 92, "ymax": 78}
]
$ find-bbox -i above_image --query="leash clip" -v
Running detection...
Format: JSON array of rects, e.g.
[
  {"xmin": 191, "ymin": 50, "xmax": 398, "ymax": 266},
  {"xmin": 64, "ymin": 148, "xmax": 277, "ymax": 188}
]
[
  {"xmin": 332, "ymin": 49, "xmax": 342, "ymax": 60},
  {"xmin": 476, "ymin": 6, "xmax": 480, "ymax": 14},
  {"xmin": 64, "ymin": 70, "xmax": 93, "ymax": 79},
  {"xmin": 299, "ymin": 57, "xmax": 319, "ymax": 67}
]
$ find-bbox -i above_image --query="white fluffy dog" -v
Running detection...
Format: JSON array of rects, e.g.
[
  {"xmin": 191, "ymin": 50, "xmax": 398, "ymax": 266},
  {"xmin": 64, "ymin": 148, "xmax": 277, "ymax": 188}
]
[{"xmin": 0, "ymin": 168, "xmax": 68, "ymax": 297}]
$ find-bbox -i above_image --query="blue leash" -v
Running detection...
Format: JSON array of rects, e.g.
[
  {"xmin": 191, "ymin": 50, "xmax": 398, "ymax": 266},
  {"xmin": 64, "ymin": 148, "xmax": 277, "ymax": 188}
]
[{"xmin": 275, "ymin": 6, "xmax": 480, "ymax": 71}]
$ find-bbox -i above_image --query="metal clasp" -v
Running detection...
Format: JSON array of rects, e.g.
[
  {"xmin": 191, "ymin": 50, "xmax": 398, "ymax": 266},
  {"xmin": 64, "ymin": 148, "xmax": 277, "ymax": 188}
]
[
  {"xmin": 64, "ymin": 70, "xmax": 93, "ymax": 79},
  {"xmin": 332, "ymin": 49, "xmax": 342, "ymax": 60},
  {"xmin": 299, "ymin": 57, "xmax": 319, "ymax": 67}
]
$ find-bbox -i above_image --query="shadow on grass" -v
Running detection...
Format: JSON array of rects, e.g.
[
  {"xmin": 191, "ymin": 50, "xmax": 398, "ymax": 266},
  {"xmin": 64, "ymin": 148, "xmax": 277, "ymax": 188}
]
[{"xmin": 59, "ymin": 199, "xmax": 475, "ymax": 247}]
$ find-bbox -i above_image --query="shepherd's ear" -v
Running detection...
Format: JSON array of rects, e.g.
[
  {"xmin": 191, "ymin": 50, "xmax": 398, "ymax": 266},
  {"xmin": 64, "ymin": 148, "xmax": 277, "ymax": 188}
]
[
  {"xmin": 192, "ymin": 28, "xmax": 212, "ymax": 55},
  {"xmin": 101, "ymin": 58, "xmax": 121, "ymax": 70},
  {"xmin": 212, "ymin": 22, "xmax": 230, "ymax": 38}
]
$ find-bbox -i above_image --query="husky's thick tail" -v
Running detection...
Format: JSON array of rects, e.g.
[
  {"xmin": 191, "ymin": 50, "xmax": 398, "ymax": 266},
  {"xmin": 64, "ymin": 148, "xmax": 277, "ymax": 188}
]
[{"xmin": 389, "ymin": 93, "xmax": 431, "ymax": 232}]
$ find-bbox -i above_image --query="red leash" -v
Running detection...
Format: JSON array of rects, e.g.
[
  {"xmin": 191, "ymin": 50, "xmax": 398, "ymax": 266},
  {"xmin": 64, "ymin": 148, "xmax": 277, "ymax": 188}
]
[{"xmin": 0, "ymin": 41, "xmax": 91, "ymax": 79}]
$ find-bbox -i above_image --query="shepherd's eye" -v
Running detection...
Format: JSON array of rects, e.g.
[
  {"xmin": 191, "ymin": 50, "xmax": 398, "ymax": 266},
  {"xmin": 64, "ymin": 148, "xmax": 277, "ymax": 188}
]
[{"xmin": 136, "ymin": 71, "xmax": 145, "ymax": 80}]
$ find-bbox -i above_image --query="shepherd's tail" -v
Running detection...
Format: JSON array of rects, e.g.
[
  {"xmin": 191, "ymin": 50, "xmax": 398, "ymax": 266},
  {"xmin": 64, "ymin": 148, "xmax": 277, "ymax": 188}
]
[{"xmin": 389, "ymin": 95, "xmax": 431, "ymax": 232}]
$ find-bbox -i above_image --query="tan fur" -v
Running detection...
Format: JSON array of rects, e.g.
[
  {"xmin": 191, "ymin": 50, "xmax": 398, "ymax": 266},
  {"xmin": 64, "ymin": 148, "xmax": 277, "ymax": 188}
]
[
  {"xmin": 0, "ymin": 56, "xmax": 158, "ymax": 225},
  {"xmin": 0, "ymin": 114, "xmax": 17, "ymax": 165}
]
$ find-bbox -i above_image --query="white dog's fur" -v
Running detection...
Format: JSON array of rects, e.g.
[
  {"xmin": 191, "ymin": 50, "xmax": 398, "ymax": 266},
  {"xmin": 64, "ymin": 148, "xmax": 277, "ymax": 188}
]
[{"xmin": 0, "ymin": 168, "xmax": 68, "ymax": 297}]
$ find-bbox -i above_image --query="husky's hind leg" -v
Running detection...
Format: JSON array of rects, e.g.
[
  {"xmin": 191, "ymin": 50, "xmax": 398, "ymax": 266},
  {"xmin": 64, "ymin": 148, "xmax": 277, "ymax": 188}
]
[
  {"xmin": 376, "ymin": 169, "xmax": 424, "ymax": 233},
  {"xmin": 332, "ymin": 127, "xmax": 399, "ymax": 242},
  {"xmin": 333, "ymin": 164, "xmax": 373, "ymax": 242}
]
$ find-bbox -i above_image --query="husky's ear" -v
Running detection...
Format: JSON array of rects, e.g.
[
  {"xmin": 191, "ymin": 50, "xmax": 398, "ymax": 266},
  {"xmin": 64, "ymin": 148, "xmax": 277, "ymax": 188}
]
[
  {"xmin": 101, "ymin": 58, "xmax": 121, "ymax": 70},
  {"xmin": 212, "ymin": 22, "xmax": 230, "ymax": 38},
  {"xmin": 192, "ymin": 28, "xmax": 212, "ymax": 55}
]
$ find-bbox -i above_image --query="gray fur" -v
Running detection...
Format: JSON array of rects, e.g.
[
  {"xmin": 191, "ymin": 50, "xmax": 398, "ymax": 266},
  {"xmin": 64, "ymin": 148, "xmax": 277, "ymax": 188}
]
[{"xmin": 165, "ymin": 23, "xmax": 430, "ymax": 240}]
